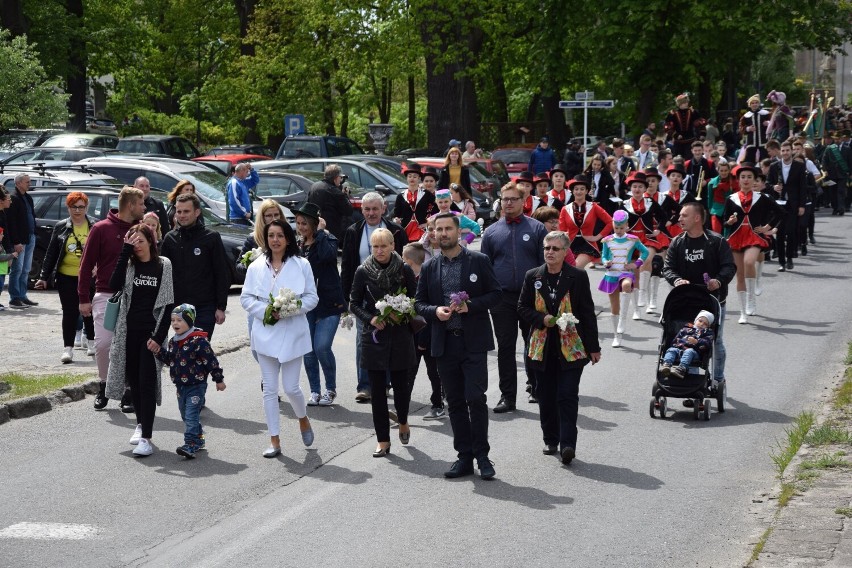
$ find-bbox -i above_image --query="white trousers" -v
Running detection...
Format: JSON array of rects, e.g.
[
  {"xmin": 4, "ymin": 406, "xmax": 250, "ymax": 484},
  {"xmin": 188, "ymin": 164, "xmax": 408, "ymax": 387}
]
[
  {"xmin": 92, "ymin": 292, "xmax": 115, "ymax": 382},
  {"xmin": 258, "ymin": 354, "xmax": 306, "ymax": 437}
]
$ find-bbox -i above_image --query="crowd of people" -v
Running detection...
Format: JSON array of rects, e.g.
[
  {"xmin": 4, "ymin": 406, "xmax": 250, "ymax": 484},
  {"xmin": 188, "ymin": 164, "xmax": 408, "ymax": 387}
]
[{"xmin": 0, "ymin": 90, "xmax": 845, "ymax": 480}]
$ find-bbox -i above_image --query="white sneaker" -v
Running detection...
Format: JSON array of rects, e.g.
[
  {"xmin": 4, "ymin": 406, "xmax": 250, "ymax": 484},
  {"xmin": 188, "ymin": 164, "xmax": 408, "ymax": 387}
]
[
  {"xmin": 74, "ymin": 330, "xmax": 83, "ymax": 348},
  {"xmin": 87, "ymin": 340, "xmax": 96, "ymax": 357},
  {"xmin": 612, "ymin": 334, "xmax": 622, "ymax": 348},
  {"xmin": 318, "ymin": 391, "xmax": 336, "ymax": 406},
  {"xmin": 133, "ymin": 438, "xmax": 153, "ymax": 457},
  {"xmin": 307, "ymin": 392, "xmax": 320, "ymax": 406},
  {"xmin": 129, "ymin": 424, "xmax": 143, "ymax": 445},
  {"xmin": 60, "ymin": 347, "xmax": 73, "ymax": 364}
]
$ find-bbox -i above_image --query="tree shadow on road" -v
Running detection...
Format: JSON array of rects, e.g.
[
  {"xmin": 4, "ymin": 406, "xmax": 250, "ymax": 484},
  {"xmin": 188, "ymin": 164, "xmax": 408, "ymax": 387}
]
[
  {"xmin": 577, "ymin": 413, "xmax": 618, "ymax": 432},
  {"xmin": 569, "ymin": 461, "xmax": 664, "ymax": 490},
  {"xmin": 747, "ymin": 317, "xmax": 833, "ymax": 337}
]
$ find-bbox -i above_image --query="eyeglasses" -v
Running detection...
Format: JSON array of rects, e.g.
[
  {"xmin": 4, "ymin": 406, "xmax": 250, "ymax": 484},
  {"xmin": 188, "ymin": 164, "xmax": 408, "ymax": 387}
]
[
  {"xmin": 543, "ymin": 246, "xmax": 563, "ymax": 252},
  {"xmin": 69, "ymin": 205, "xmax": 87, "ymax": 210},
  {"xmin": 501, "ymin": 197, "xmax": 521, "ymax": 203}
]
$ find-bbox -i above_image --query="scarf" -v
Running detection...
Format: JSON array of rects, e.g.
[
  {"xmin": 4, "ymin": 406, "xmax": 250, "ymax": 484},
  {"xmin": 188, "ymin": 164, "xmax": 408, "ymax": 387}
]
[
  {"xmin": 363, "ymin": 251, "xmax": 404, "ymax": 293},
  {"xmin": 631, "ymin": 197, "xmax": 645, "ymax": 215},
  {"xmin": 738, "ymin": 191, "xmax": 753, "ymax": 214}
]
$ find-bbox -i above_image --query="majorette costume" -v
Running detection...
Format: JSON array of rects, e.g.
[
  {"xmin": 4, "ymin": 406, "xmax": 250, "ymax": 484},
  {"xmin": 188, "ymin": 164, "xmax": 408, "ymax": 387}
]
[
  {"xmin": 765, "ymin": 90, "xmax": 793, "ymax": 142},
  {"xmin": 622, "ymin": 174, "xmax": 670, "ymax": 250},
  {"xmin": 739, "ymin": 94, "xmax": 770, "ymax": 163},
  {"xmin": 599, "ymin": 210, "xmax": 650, "ymax": 347},
  {"xmin": 658, "ymin": 164, "xmax": 696, "ymax": 238},
  {"xmin": 514, "ymin": 171, "xmax": 539, "ymax": 216},
  {"xmin": 558, "ymin": 174, "xmax": 613, "ymax": 258},
  {"xmin": 530, "ymin": 173, "xmax": 561, "ymax": 211},
  {"xmin": 546, "ymin": 165, "xmax": 568, "ymax": 210},
  {"xmin": 706, "ymin": 173, "xmax": 739, "ymax": 233},
  {"xmin": 395, "ymin": 163, "xmax": 436, "ymax": 228},
  {"xmin": 664, "ymin": 93, "xmax": 705, "ymax": 159}
]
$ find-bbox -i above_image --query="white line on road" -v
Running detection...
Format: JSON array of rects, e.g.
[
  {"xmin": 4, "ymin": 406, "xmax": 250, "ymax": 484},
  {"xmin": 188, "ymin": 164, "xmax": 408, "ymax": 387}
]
[{"xmin": 0, "ymin": 522, "xmax": 101, "ymax": 540}]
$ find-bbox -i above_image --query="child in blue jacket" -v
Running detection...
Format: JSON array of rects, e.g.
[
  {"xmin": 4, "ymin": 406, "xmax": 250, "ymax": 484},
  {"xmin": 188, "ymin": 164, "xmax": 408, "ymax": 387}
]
[{"xmin": 660, "ymin": 310, "xmax": 715, "ymax": 379}]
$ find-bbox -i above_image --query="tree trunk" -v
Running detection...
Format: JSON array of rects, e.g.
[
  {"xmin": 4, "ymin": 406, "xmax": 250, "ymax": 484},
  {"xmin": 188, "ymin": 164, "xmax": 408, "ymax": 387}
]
[
  {"xmin": 319, "ymin": 67, "xmax": 335, "ymax": 135},
  {"xmin": 636, "ymin": 87, "xmax": 656, "ymax": 137},
  {"xmin": 65, "ymin": 0, "xmax": 86, "ymax": 133},
  {"xmin": 234, "ymin": 0, "xmax": 260, "ymax": 142},
  {"xmin": 339, "ymin": 88, "xmax": 349, "ymax": 137},
  {"xmin": 423, "ymin": 55, "xmax": 478, "ymax": 150},
  {"xmin": 379, "ymin": 77, "xmax": 391, "ymax": 123},
  {"xmin": 541, "ymin": 93, "xmax": 566, "ymax": 156},
  {"xmin": 408, "ymin": 75, "xmax": 415, "ymax": 134},
  {"xmin": 0, "ymin": 0, "xmax": 27, "ymax": 36},
  {"xmin": 697, "ymin": 68, "xmax": 711, "ymax": 118}
]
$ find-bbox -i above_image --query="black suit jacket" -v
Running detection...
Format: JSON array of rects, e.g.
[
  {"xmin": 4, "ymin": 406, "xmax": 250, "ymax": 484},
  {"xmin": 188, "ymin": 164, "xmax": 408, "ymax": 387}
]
[
  {"xmin": 438, "ymin": 166, "xmax": 472, "ymax": 193},
  {"xmin": 414, "ymin": 248, "xmax": 501, "ymax": 358},
  {"xmin": 767, "ymin": 160, "xmax": 807, "ymax": 210},
  {"xmin": 517, "ymin": 264, "xmax": 601, "ymax": 370},
  {"xmin": 340, "ymin": 217, "xmax": 407, "ymax": 300}
]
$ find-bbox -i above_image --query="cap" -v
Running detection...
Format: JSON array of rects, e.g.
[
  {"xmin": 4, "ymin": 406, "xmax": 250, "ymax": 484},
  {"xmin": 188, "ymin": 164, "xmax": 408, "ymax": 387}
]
[
  {"xmin": 695, "ymin": 310, "xmax": 715, "ymax": 326},
  {"xmin": 172, "ymin": 303, "xmax": 197, "ymax": 327}
]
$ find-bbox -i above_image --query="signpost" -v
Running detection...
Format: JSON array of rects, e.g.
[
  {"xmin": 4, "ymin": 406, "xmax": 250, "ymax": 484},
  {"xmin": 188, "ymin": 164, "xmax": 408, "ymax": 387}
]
[
  {"xmin": 283, "ymin": 114, "xmax": 305, "ymax": 136},
  {"xmin": 560, "ymin": 92, "xmax": 615, "ymax": 164}
]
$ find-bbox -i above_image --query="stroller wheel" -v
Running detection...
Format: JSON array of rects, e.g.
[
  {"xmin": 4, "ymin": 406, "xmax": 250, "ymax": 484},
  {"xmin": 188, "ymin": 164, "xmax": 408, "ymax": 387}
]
[
  {"xmin": 716, "ymin": 382, "xmax": 727, "ymax": 413},
  {"xmin": 659, "ymin": 398, "xmax": 667, "ymax": 419},
  {"xmin": 649, "ymin": 398, "xmax": 656, "ymax": 418},
  {"xmin": 693, "ymin": 399, "xmax": 701, "ymax": 420},
  {"xmin": 703, "ymin": 399, "xmax": 711, "ymax": 421}
]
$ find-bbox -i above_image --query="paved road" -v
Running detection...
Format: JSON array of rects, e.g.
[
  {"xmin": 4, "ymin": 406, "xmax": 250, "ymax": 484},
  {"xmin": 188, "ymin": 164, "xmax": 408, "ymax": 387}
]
[{"xmin": 1, "ymin": 213, "xmax": 851, "ymax": 568}]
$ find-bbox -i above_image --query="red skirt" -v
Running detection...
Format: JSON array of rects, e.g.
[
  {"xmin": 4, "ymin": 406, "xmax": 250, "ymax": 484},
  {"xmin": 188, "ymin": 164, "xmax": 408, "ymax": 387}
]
[
  {"xmin": 642, "ymin": 231, "xmax": 670, "ymax": 250},
  {"xmin": 727, "ymin": 224, "xmax": 768, "ymax": 251},
  {"xmin": 667, "ymin": 224, "xmax": 683, "ymax": 238}
]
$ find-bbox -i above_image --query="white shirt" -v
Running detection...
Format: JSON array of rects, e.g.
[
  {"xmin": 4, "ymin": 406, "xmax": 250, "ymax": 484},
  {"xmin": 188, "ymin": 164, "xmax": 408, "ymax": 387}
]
[
  {"xmin": 359, "ymin": 221, "xmax": 385, "ymax": 263},
  {"xmin": 781, "ymin": 159, "xmax": 792, "ymax": 183},
  {"xmin": 658, "ymin": 170, "xmax": 671, "ymax": 194}
]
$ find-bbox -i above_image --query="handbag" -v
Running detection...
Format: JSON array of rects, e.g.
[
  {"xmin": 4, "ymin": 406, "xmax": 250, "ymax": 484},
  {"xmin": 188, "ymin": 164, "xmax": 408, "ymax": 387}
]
[
  {"xmin": 408, "ymin": 314, "xmax": 427, "ymax": 335},
  {"xmin": 103, "ymin": 291, "xmax": 122, "ymax": 332}
]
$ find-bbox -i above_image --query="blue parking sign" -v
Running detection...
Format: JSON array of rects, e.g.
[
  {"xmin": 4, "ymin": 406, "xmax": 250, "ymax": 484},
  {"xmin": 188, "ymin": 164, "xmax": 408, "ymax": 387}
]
[{"xmin": 284, "ymin": 114, "xmax": 305, "ymax": 136}]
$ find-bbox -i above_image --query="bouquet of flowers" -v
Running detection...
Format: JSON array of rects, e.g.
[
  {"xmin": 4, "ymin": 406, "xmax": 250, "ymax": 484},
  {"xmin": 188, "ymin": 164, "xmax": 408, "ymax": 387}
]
[
  {"xmin": 339, "ymin": 312, "xmax": 355, "ymax": 330},
  {"xmin": 556, "ymin": 312, "xmax": 579, "ymax": 331},
  {"xmin": 263, "ymin": 288, "xmax": 302, "ymax": 326},
  {"xmin": 374, "ymin": 288, "xmax": 416, "ymax": 326},
  {"xmin": 240, "ymin": 247, "xmax": 262, "ymax": 268},
  {"xmin": 450, "ymin": 291, "xmax": 469, "ymax": 310}
]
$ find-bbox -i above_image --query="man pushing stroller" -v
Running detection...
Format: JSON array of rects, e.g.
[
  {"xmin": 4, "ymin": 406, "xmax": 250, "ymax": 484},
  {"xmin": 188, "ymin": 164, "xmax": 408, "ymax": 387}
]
[{"xmin": 660, "ymin": 310, "xmax": 715, "ymax": 379}]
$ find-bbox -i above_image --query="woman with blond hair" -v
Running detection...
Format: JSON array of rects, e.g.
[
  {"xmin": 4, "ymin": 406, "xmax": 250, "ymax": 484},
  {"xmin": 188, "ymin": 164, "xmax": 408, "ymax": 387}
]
[{"xmin": 439, "ymin": 146, "xmax": 472, "ymax": 193}]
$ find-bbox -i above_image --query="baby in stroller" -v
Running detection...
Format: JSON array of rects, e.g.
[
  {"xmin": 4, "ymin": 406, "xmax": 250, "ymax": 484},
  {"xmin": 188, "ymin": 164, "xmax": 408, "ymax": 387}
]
[{"xmin": 659, "ymin": 310, "xmax": 715, "ymax": 379}]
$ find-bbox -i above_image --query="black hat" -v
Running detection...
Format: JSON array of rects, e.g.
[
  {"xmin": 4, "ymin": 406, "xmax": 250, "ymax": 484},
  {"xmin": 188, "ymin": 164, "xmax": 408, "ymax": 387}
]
[
  {"xmin": 402, "ymin": 163, "xmax": 422, "ymax": 177},
  {"xmin": 665, "ymin": 164, "xmax": 686, "ymax": 178},
  {"xmin": 567, "ymin": 174, "xmax": 591, "ymax": 190},
  {"xmin": 534, "ymin": 173, "xmax": 550, "ymax": 185},
  {"xmin": 421, "ymin": 166, "xmax": 439, "ymax": 181},
  {"xmin": 642, "ymin": 166, "xmax": 662, "ymax": 180},
  {"xmin": 625, "ymin": 172, "xmax": 648, "ymax": 188},
  {"xmin": 549, "ymin": 164, "xmax": 568, "ymax": 177},
  {"xmin": 734, "ymin": 162, "xmax": 760, "ymax": 177},
  {"xmin": 294, "ymin": 202, "xmax": 321, "ymax": 222},
  {"xmin": 540, "ymin": 136, "xmax": 550, "ymax": 143},
  {"xmin": 513, "ymin": 171, "xmax": 535, "ymax": 184}
]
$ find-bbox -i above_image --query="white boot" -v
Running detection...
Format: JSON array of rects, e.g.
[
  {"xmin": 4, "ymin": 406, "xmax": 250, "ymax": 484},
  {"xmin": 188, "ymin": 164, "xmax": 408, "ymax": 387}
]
[
  {"xmin": 636, "ymin": 271, "xmax": 650, "ymax": 306},
  {"xmin": 60, "ymin": 346, "xmax": 74, "ymax": 364},
  {"xmin": 611, "ymin": 315, "xmax": 622, "ymax": 348},
  {"xmin": 646, "ymin": 275, "xmax": 661, "ymax": 313},
  {"xmin": 745, "ymin": 278, "xmax": 756, "ymax": 316},
  {"xmin": 73, "ymin": 330, "xmax": 83, "ymax": 348},
  {"xmin": 618, "ymin": 292, "xmax": 631, "ymax": 334},
  {"xmin": 738, "ymin": 291, "xmax": 748, "ymax": 324},
  {"xmin": 754, "ymin": 262, "xmax": 764, "ymax": 296},
  {"xmin": 632, "ymin": 289, "xmax": 642, "ymax": 320}
]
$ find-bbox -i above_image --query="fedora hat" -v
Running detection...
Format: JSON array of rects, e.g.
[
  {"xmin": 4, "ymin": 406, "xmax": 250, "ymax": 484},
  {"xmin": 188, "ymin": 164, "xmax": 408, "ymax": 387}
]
[
  {"xmin": 294, "ymin": 201, "xmax": 321, "ymax": 222},
  {"xmin": 567, "ymin": 174, "xmax": 591, "ymax": 190},
  {"xmin": 402, "ymin": 163, "xmax": 422, "ymax": 177}
]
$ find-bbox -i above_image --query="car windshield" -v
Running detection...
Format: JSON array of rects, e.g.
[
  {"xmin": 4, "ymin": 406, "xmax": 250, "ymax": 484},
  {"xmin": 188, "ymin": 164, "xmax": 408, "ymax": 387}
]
[
  {"xmin": 180, "ymin": 170, "xmax": 227, "ymax": 202},
  {"xmin": 43, "ymin": 135, "xmax": 97, "ymax": 148},
  {"xmin": 0, "ymin": 132, "xmax": 43, "ymax": 153},
  {"xmin": 117, "ymin": 140, "xmax": 161, "ymax": 153},
  {"xmin": 363, "ymin": 160, "xmax": 406, "ymax": 183},
  {"xmin": 491, "ymin": 150, "xmax": 531, "ymax": 164},
  {"xmin": 69, "ymin": 177, "xmax": 122, "ymax": 186}
]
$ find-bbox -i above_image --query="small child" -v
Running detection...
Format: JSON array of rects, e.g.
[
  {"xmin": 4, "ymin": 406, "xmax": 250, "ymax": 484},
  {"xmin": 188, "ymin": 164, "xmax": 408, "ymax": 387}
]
[
  {"xmin": 660, "ymin": 310, "xmax": 716, "ymax": 379},
  {"xmin": 432, "ymin": 189, "xmax": 480, "ymax": 244},
  {"xmin": 599, "ymin": 210, "xmax": 649, "ymax": 347},
  {"xmin": 142, "ymin": 211, "xmax": 162, "ymax": 243},
  {"xmin": 419, "ymin": 216, "xmax": 441, "ymax": 261},
  {"xmin": 155, "ymin": 304, "xmax": 225, "ymax": 458},
  {"xmin": 402, "ymin": 242, "xmax": 445, "ymax": 420}
]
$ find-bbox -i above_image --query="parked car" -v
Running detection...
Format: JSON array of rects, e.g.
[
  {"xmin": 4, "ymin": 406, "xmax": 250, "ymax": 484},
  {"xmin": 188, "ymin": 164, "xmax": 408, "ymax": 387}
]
[
  {"xmin": 206, "ymin": 144, "xmax": 274, "ymax": 157},
  {"xmin": 489, "ymin": 147, "xmax": 537, "ymax": 173},
  {"xmin": 41, "ymin": 133, "xmax": 119, "ymax": 149},
  {"xmin": 0, "ymin": 129, "xmax": 66, "ymax": 159},
  {"xmin": 116, "ymin": 135, "xmax": 201, "ymax": 159},
  {"xmin": 468, "ymin": 158, "xmax": 510, "ymax": 188},
  {"xmin": 191, "ymin": 154, "xmax": 271, "ymax": 176},
  {"xmin": 26, "ymin": 186, "xmax": 251, "ymax": 286},
  {"xmin": 253, "ymin": 169, "xmax": 368, "ymax": 227},
  {"xmin": 85, "ymin": 117, "xmax": 118, "ymax": 136},
  {"xmin": 0, "ymin": 167, "xmax": 122, "ymax": 191},
  {"xmin": 0, "ymin": 147, "xmax": 118, "ymax": 165},
  {"xmin": 408, "ymin": 158, "xmax": 496, "ymax": 223},
  {"xmin": 275, "ymin": 135, "xmax": 365, "ymax": 159}
]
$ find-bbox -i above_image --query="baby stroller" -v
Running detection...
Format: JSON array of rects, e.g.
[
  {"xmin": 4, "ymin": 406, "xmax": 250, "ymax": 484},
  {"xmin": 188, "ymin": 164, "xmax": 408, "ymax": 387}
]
[{"xmin": 649, "ymin": 284, "xmax": 725, "ymax": 421}]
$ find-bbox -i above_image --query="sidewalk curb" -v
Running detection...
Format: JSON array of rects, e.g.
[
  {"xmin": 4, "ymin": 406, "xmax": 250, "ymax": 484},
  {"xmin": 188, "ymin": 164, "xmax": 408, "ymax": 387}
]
[{"xmin": 0, "ymin": 379, "xmax": 100, "ymax": 424}]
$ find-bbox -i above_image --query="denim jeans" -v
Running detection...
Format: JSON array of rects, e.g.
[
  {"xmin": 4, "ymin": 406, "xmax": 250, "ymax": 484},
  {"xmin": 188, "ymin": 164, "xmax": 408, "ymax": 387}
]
[
  {"xmin": 304, "ymin": 311, "xmax": 340, "ymax": 394},
  {"xmin": 664, "ymin": 347, "xmax": 699, "ymax": 368},
  {"xmin": 8, "ymin": 234, "xmax": 35, "ymax": 301},
  {"xmin": 0, "ymin": 274, "xmax": 6, "ymax": 303},
  {"xmin": 714, "ymin": 305, "xmax": 726, "ymax": 381},
  {"xmin": 177, "ymin": 382, "xmax": 207, "ymax": 447}
]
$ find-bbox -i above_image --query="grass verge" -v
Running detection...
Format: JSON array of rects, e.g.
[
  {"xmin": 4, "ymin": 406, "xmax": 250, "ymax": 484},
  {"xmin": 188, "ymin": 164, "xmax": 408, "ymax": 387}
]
[
  {"xmin": 769, "ymin": 411, "xmax": 815, "ymax": 477},
  {"xmin": 0, "ymin": 372, "xmax": 93, "ymax": 401},
  {"xmin": 748, "ymin": 526, "xmax": 774, "ymax": 566}
]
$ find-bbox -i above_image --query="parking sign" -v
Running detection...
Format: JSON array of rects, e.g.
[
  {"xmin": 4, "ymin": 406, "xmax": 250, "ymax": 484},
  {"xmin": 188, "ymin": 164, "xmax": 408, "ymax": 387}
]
[{"xmin": 284, "ymin": 114, "xmax": 305, "ymax": 136}]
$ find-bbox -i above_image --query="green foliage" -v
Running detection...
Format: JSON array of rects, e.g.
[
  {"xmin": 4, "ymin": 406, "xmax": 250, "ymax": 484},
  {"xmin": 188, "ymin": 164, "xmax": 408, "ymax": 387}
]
[
  {"xmin": 769, "ymin": 411, "xmax": 815, "ymax": 477},
  {"xmin": 122, "ymin": 109, "xmax": 244, "ymax": 148},
  {"xmin": 0, "ymin": 372, "xmax": 92, "ymax": 400},
  {"xmin": 799, "ymin": 452, "xmax": 849, "ymax": 470},
  {"xmin": 805, "ymin": 422, "xmax": 852, "ymax": 446},
  {"xmin": 0, "ymin": 30, "xmax": 69, "ymax": 129}
]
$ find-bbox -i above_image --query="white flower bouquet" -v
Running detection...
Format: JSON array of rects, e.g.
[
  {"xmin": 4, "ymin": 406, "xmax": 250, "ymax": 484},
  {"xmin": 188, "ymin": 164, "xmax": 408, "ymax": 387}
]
[
  {"xmin": 374, "ymin": 288, "xmax": 416, "ymax": 326},
  {"xmin": 263, "ymin": 288, "xmax": 302, "ymax": 326},
  {"xmin": 556, "ymin": 312, "xmax": 579, "ymax": 331},
  {"xmin": 240, "ymin": 247, "xmax": 262, "ymax": 268},
  {"xmin": 340, "ymin": 312, "xmax": 355, "ymax": 330}
]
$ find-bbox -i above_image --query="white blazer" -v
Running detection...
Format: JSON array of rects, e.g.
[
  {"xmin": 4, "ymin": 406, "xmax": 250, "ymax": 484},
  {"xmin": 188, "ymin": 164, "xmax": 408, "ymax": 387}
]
[{"xmin": 240, "ymin": 255, "xmax": 319, "ymax": 363}]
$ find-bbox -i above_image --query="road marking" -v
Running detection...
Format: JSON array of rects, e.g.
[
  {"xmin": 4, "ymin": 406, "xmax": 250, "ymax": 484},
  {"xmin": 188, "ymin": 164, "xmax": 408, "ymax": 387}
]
[{"xmin": 0, "ymin": 522, "xmax": 101, "ymax": 540}]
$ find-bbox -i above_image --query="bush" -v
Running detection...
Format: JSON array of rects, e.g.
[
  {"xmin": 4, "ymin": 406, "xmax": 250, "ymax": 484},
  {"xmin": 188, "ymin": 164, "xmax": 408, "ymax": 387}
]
[{"xmin": 112, "ymin": 109, "xmax": 246, "ymax": 149}]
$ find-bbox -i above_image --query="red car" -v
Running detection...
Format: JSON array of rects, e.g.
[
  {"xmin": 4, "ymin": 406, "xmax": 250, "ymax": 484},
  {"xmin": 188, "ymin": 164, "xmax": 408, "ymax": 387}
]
[
  {"xmin": 490, "ymin": 145, "xmax": 536, "ymax": 173},
  {"xmin": 192, "ymin": 154, "xmax": 270, "ymax": 176}
]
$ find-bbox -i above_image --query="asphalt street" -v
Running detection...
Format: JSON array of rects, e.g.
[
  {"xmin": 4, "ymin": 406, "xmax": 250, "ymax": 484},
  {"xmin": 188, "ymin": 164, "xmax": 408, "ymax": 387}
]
[{"xmin": 1, "ymin": 213, "xmax": 851, "ymax": 568}]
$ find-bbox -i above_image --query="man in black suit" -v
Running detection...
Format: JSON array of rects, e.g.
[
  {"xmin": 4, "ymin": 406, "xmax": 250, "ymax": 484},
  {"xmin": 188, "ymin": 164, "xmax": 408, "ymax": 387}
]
[
  {"xmin": 341, "ymin": 192, "xmax": 407, "ymax": 402},
  {"xmin": 415, "ymin": 213, "xmax": 501, "ymax": 480},
  {"xmin": 767, "ymin": 141, "xmax": 807, "ymax": 271},
  {"xmin": 307, "ymin": 164, "xmax": 354, "ymax": 241}
]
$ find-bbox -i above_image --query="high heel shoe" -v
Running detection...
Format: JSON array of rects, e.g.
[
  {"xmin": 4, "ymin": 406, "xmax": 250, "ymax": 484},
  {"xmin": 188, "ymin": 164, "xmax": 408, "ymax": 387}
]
[
  {"xmin": 399, "ymin": 427, "xmax": 410, "ymax": 445},
  {"xmin": 372, "ymin": 442, "xmax": 391, "ymax": 457}
]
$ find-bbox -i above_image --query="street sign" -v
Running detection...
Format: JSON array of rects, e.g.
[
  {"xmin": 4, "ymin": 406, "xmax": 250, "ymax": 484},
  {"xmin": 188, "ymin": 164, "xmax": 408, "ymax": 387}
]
[
  {"xmin": 559, "ymin": 101, "xmax": 586, "ymax": 108},
  {"xmin": 575, "ymin": 91, "xmax": 594, "ymax": 101},
  {"xmin": 586, "ymin": 100, "xmax": 614, "ymax": 108},
  {"xmin": 558, "ymin": 96, "xmax": 615, "ymax": 167},
  {"xmin": 284, "ymin": 114, "xmax": 305, "ymax": 136}
]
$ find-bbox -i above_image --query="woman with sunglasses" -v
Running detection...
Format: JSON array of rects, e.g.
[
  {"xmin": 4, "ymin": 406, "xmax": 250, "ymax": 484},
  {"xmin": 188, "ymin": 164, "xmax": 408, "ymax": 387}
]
[{"xmin": 35, "ymin": 192, "xmax": 96, "ymax": 364}]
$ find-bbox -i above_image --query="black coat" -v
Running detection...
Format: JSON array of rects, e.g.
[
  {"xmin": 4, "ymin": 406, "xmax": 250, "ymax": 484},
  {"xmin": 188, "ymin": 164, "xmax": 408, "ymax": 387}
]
[
  {"xmin": 414, "ymin": 248, "xmax": 502, "ymax": 358},
  {"xmin": 394, "ymin": 190, "xmax": 436, "ymax": 227},
  {"xmin": 159, "ymin": 221, "xmax": 230, "ymax": 310},
  {"xmin": 438, "ymin": 166, "xmax": 472, "ymax": 193},
  {"xmin": 144, "ymin": 196, "xmax": 169, "ymax": 234},
  {"xmin": 39, "ymin": 216, "xmax": 96, "ymax": 286},
  {"xmin": 349, "ymin": 262, "xmax": 417, "ymax": 371},
  {"xmin": 307, "ymin": 178, "xmax": 354, "ymax": 240},
  {"xmin": 6, "ymin": 188, "xmax": 35, "ymax": 246},
  {"xmin": 517, "ymin": 264, "xmax": 600, "ymax": 370},
  {"xmin": 340, "ymin": 217, "xmax": 407, "ymax": 300},
  {"xmin": 767, "ymin": 160, "xmax": 807, "ymax": 211},
  {"xmin": 300, "ymin": 230, "xmax": 345, "ymax": 318},
  {"xmin": 663, "ymin": 230, "xmax": 736, "ymax": 304}
]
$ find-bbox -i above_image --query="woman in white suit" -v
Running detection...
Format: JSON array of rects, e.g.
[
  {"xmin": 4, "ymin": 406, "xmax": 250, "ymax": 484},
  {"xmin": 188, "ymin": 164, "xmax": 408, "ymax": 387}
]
[{"xmin": 240, "ymin": 219, "xmax": 319, "ymax": 457}]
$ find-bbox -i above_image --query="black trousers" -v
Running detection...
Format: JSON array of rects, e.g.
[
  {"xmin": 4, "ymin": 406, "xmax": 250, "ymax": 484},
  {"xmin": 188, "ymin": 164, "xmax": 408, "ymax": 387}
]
[
  {"xmin": 55, "ymin": 274, "xmax": 94, "ymax": 346},
  {"xmin": 409, "ymin": 349, "xmax": 443, "ymax": 408},
  {"xmin": 125, "ymin": 328, "xmax": 158, "ymax": 439},
  {"xmin": 437, "ymin": 334, "xmax": 489, "ymax": 461},
  {"xmin": 744, "ymin": 145, "xmax": 766, "ymax": 164},
  {"xmin": 775, "ymin": 208, "xmax": 800, "ymax": 265},
  {"xmin": 368, "ymin": 369, "xmax": 410, "ymax": 443},
  {"xmin": 490, "ymin": 291, "xmax": 533, "ymax": 402},
  {"xmin": 534, "ymin": 357, "xmax": 583, "ymax": 452}
]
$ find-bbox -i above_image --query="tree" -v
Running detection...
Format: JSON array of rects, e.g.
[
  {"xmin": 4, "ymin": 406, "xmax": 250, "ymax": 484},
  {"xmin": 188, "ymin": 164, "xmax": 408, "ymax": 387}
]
[{"xmin": 0, "ymin": 30, "xmax": 68, "ymax": 129}]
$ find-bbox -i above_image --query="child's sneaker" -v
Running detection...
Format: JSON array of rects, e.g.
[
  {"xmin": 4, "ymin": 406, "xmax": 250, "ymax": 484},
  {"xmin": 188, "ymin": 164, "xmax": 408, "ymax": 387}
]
[
  {"xmin": 670, "ymin": 365, "xmax": 687, "ymax": 379},
  {"xmin": 176, "ymin": 444, "xmax": 196, "ymax": 459},
  {"xmin": 318, "ymin": 390, "xmax": 336, "ymax": 406},
  {"xmin": 307, "ymin": 392, "xmax": 320, "ymax": 406},
  {"xmin": 73, "ymin": 330, "xmax": 83, "ymax": 348},
  {"xmin": 196, "ymin": 435, "xmax": 205, "ymax": 450},
  {"xmin": 659, "ymin": 363, "xmax": 672, "ymax": 377}
]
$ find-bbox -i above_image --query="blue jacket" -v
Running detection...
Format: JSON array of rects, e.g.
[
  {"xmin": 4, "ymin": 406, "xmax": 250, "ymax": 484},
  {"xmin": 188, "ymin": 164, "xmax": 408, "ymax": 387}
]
[
  {"xmin": 480, "ymin": 215, "xmax": 547, "ymax": 293},
  {"xmin": 227, "ymin": 170, "xmax": 259, "ymax": 220},
  {"xmin": 300, "ymin": 230, "xmax": 345, "ymax": 318},
  {"xmin": 156, "ymin": 330, "xmax": 224, "ymax": 385},
  {"xmin": 528, "ymin": 145, "xmax": 556, "ymax": 175}
]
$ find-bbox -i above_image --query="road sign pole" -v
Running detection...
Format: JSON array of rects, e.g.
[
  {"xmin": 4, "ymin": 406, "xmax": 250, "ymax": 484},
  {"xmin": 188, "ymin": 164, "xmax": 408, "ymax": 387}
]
[{"xmin": 584, "ymin": 101, "xmax": 589, "ymax": 168}]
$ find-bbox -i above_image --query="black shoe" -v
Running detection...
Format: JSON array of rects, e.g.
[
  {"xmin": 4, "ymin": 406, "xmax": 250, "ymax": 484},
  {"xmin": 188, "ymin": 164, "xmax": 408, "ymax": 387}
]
[
  {"xmin": 809, "ymin": 236, "xmax": 816, "ymax": 245},
  {"xmin": 801, "ymin": 245, "xmax": 807, "ymax": 257},
  {"xmin": 477, "ymin": 457, "xmax": 496, "ymax": 480},
  {"xmin": 444, "ymin": 459, "xmax": 474, "ymax": 478},
  {"xmin": 120, "ymin": 393, "xmax": 134, "ymax": 414},
  {"xmin": 542, "ymin": 444, "xmax": 558, "ymax": 455},
  {"xmin": 528, "ymin": 394, "xmax": 538, "ymax": 404},
  {"xmin": 561, "ymin": 447, "xmax": 576, "ymax": 465},
  {"xmin": 493, "ymin": 397, "xmax": 515, "ymax": 413},
  {"xmin": 8, "ymin": 299, "xmax": 30, "ymax": 309},
  {"xmin": 21, "ymin": 298, "xmax": 38, "ymax": 306},
  {"xmin": 93, "ymin": 383, "xmax": 108, "ymax": 411},
  {"xmin": 786, "ymin": 260, "xmax": 793, "ymax": 270},
  {"xmin": 777, "ymin": 265, "xmax": 786, "ymax": 272},
  {"xmin": 683, "ymin": 399, "xmax": 695, "ymax": 408}
]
